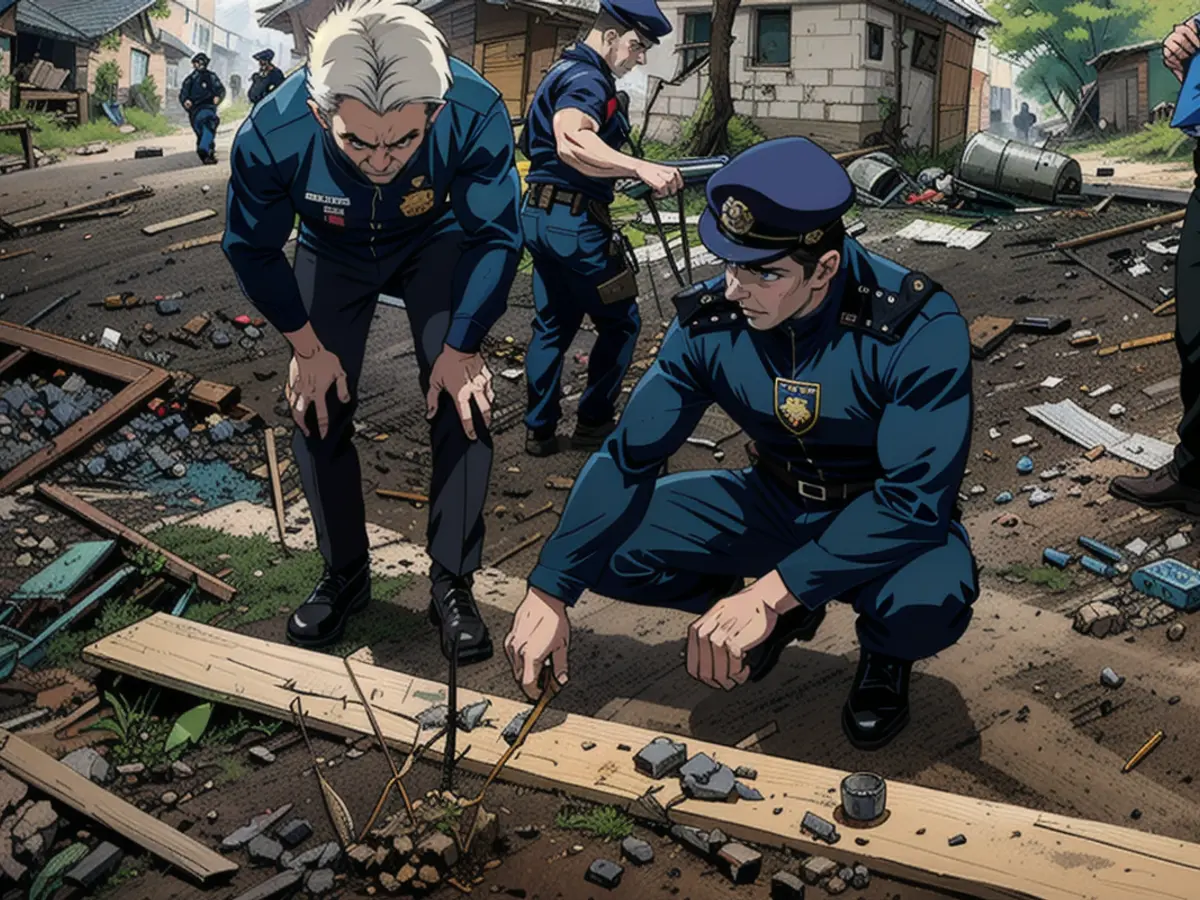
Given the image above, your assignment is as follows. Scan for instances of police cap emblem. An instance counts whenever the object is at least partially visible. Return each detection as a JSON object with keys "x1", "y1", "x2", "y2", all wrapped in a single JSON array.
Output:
[
  {"x1": 803, "y1": 228, "x2": 824, "y2": 246},
  {"x1": 719, "y1": 196, "x2": 754, "y2": 236}
]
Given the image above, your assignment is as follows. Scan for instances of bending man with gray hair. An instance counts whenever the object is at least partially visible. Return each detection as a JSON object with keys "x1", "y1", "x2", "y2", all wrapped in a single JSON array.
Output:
[{"x1": 223, "y1": 0, "x2": 522, "y2": 663}]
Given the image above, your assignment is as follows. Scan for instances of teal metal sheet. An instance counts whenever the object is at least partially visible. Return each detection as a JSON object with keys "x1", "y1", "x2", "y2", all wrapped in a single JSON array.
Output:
[{"x1": 10, "y1": 540, "x2": 118, "y2": 602}]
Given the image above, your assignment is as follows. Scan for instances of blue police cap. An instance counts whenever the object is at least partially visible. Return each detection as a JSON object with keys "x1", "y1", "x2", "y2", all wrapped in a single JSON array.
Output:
[
  {"x1": 698, "y1": 137, "x2": 855, "y2": 265},
  {"x1": 192, "y1": 52, "x2": 209, "y2": 64},
  {"x1": 599, "y1": 0, "x2": 671, "y2": 44},
  {"x1": 253, "y1": 49, "x2": 274, "y2": 62}
]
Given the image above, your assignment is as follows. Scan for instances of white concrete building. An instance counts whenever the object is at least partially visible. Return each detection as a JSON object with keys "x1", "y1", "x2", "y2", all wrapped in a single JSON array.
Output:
[{"x1": 633, "y1": 0, "x2": 996, "y2": 152}]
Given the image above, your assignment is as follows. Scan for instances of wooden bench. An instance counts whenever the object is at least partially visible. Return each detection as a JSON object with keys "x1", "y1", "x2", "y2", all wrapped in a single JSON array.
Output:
[{"x1": 0, "y1": 121, "x2": 35, "y2": 172}]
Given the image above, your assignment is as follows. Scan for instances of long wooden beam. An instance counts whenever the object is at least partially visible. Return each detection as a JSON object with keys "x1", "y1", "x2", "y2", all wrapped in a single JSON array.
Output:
[
  {"x1": 84, "y1": 615, "x2": 1200, "y2": 900},
  {"x1": 37, "y1": 486, "x2": 236, "y2": 602},
  {"x1": 0, "y1": 728, "x2": 237, "y2": 882}
]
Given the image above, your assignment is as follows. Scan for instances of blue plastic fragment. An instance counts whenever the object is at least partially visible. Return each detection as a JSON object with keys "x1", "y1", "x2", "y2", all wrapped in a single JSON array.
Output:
[
  {"x1": 994, "y1": 491, "x2": 1014, "y2": 505},
  {"x1": 11, "y1": 541, "x2": 117, "y2": 602},
  {"x1": 1016, "y1": 456, "x2": 1034, "y2": 475},
  {"x1": 1131, "y1": 558, "x2": 1200, "y2": 611},
  {"x1": 1080, "y1": 556, "x2": 1117, "y2": 578},
  {"x1": 1078, "y1": 536, "x2": 1122, "y2": 564},
  {"x1": 1043, "y1": 548, "x2": 1072, "y2": 569}
]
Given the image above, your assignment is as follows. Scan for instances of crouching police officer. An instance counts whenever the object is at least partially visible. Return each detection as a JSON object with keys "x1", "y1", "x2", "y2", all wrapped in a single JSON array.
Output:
[
  {"x1": 504, "y1": 137, "x2": 979, "y2": 751},
  {"x1": 248, "y1": 49, "x2": 285, "y2": 104},
  {"x1": 180, "y1": 53, "x2": 225, "y2": 165},
  {"x1": 520, "y1": 0, "x2": 684, "y2": 456}
]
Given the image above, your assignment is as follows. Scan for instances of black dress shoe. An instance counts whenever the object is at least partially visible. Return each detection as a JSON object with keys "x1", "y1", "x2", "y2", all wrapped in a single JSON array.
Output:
[
  {"x1": 1110, "y1": 463, "x2": 1200, "y2": 516},
  {"x1": 429, "y1": 580, "x2": 493, "y2": 664},
  {"x1": 744, "y1": 603, "x2": 826, "y2": 682},
  {"x1": 570, "y1": 418, "x2": 616, "y2": 452},
  {"x1": 842, "y1": 650, "x2": 913, "y2": 750},
  {"x1": 526, "y1": 428, "x2": 558, "y2": 457},
  {"x1": 286, "y1": 560, "x2": 370, "y2": 648}
]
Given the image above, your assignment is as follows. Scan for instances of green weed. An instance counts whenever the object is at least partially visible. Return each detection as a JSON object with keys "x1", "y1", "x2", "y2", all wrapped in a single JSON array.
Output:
[
  {"x1": 97, "y1": 853, "x2": 152, "y2": 896},
  {"x1": 555, "y1": 805, "x2": 634, "y2": 841},
  {"x1": 127, "y1": 547, "x2": 167, "y2": 578},
  {"x1": 45, "y1": 595, "x2": 156, "y2": 671},
  {"x1": 212, "y1": 754, "x2": 250, "y2": 786},
  {"x1": 1072, "y1": 119, "x2": 1196, "y2": 162},
  {"x1": 895, "y1": 143, "x2": 963, "y2": 178},
  {"x1": 83, "y1": 689, "x2": 185, "y2": 768},
  {"x1": 201, "y1": 709, "x2": 282, "y2": 748},
  {"x1": 0, "y1": 106, "x2": 176, "y2": 155},
  {"x1": 997, "y1": 564, "x2": 1074, "y2": 593}
]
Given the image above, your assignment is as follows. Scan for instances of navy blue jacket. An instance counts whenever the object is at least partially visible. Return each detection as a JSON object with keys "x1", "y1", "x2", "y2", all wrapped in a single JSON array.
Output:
[
  {"x1": 179, "y1": 69, "x2": 224, "y2": 115},
  {"x1": 529, "y1": 239, "x2": 973, "y2": 606},
  {"x1": 522, "y1": 43, "x2": 630, "y2": 204},
  {"x1": 248, "y1": 66, "x2": 285, "y2": 103},
  {"x1": 222, "y1": 63, "x2": 522, "y2": 352}
]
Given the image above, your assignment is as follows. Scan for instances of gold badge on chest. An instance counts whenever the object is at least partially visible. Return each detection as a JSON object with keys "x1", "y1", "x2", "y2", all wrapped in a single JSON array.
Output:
[
  {"x1": 400, "y1": 183, "x2": 435, "y2": 217},
  {"x1": 774, "y1": 377, "x2": 820, "y2": 436}
]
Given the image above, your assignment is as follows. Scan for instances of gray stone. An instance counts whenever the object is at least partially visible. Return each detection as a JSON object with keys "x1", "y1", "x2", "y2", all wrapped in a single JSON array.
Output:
[
  {"x1": 12, "y1": 800, "x2": 56, "y2": 843},
  {"x1": 244, "y1": 325, "x2": 263, "y2": 340},
  {"x1": 826, "y1": 876, "x2": 847, "y2": 895},
  {"x1": 948, "y1": 834, "x2": 967, "y2": 847},
  {"x1": 275, "y1": 818, "x2": 312, "y2": 848},
  {"x1": 305, "y1": 868, "x2": 336, "y2": 895},
  {"x1": 173, "y1": 424, "x2": 191, "y2": 442},
  {"x1": 734, "y1": 765, "x2": 757, "y2": 780},
  {"x1": 316, "y1": 841, "x2": 342, "y2": 869},
  {"x1": 680, "y1": 753, "x2": 736, "y2": 801},
  {"x1": 735, "y1": 781, "x2": 764, "y2": 801},
  {"x1": 620, "y1": 836, "x2": 654, "y2": 865},
  {"x1": 771, "y1": 871, "x2": 806, "y2": 900},
  {"x1": 209, "y1": 419, "x2": 236, "y2": 443},
  {"x1": 147, "y1": 445, "x2": 178, "y2": 473},
  {"x1": 230, "y1": 870, "x2": 303, "y2": 900},
  {"x1": 417, "y1": 831, "x2": 458, "y2": 867},
  {"x1": 286, "y1": 842, "x2": 333, "y2": 871},
  {"x1": 116, "y1": 763, "x2": 145, "y2": 776},
  {"x1": 718, "y1": 843, "x2": 761, "y2": 884},
  {"x1": 838, "y1": 866, "x2": 854, "y2": 882},
  {"x1": 171, "y1": 761, "x2": 194, "y2": 779},
  {"x1": 1100, "y1": 667, "x2": 1125, "y2": 689},
  {"x1": 64, "y1": 841, "x2": 124, "y2": 889},
  {"x1": 416, "y1": 704, "x2": 448, "y2": 730},
  {"x1": 501, "y1": 709, "x2": 530, "y2": 745},
  {"x1": 160, "y1": 791, "x2": 178, "y2": 806},
  {"x1": 585, "y1": 858, "x2": 623, "y2": 889},
  {"x1": 210, "y1": 330, "x2": 232, "y2": 349},
  {"x1": 248, "y1": 746, "x2": 276, "y2": 765},
  {"x1": 61, "y1": 374, "x2": 86, "y2": 393},
  {"x1": 106, "y1": 441, "x2": 135, "y2": 463},
  {"x1": 634, "y1": 736, "x2": 687, "y2": 779},
  {"x1": 706, "y1": 829, "x2": 729, "y2": 853},
  {"x1": 800, "y1": 811, "x2": 840, "y2": 844},
  {"x1": 156, "y1": 299, "x2": 181, "y2": 315},
  {"x1": 851, "y1": 864, "x2": 870, "y2": 890},
  {"x1": 670, "y1": 824, "x2": 710, "y2": 856},
  {"x1": 221, "y1": 803, "x2": 294, "y2": 851},
  {"x1": 39, "y1": 384, "x2": 64, "y2": 407},
  {"x1": 49, "y1": 399, "x2": 81, "y2": 429},
  {"x1": 248, "y1": 835, "x2": 285, "y2": 866},
  {"x1": 61, "y1": 747, "x2": 111, "y2": 784},
  {"x1": 457, "y1": 699, "x2": 491, "y2": 732},
  {"x1": 85, "y1": 457, "x2": 107, "y2": 476}
]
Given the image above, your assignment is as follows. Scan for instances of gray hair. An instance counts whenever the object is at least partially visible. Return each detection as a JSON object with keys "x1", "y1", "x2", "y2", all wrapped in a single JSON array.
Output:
[{"x1": 307, "y1": 0, "x2": 453, "y2": 117}]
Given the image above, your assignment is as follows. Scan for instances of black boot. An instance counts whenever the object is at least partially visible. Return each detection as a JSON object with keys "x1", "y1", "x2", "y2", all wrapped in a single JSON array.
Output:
[
  {"x1": 842, "y1": 650, "x2": 912, "y2": 751},
  {"x1": 286, "y1": 558, "x2": 370, "y2": 648},
  {"x1": 570, "y1": 418, "x2": 616, "y2": 452},
  {"x1": 1109, "y1": 463, "x2": 1200, "y2": 516},
  {"x1": 429, "y1": 577, "x2": 493, "y2": 665},
  {"x1": 744, "y1": 603, "x2": 826, "y2": 682},
  {"x1": 526, "y1": 427, "x2": 558, "y2": 457}
]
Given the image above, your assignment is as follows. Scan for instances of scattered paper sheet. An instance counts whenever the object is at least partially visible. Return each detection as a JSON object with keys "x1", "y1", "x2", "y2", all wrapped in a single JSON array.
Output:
[
  {"x1": 896, "y1": 218, "x2": 991, "y2": 250},
  {"x1": 1024, "y1": 399, "x2": 1175, "y2": 470}
]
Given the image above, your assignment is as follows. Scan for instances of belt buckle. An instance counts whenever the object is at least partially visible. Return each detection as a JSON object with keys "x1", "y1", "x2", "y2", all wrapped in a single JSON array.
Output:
[{"x1": 798, "y1": 481, "x2": 827, "y2": 502}]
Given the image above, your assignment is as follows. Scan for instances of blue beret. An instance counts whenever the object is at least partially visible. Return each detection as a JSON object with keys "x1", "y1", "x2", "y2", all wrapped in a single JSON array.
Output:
[
  {"x1": 698, "y1": 137, "x2": 854, "y2": 265},
  {"x1": 599, "y1": 0, "x2": 671, "y2": 44},
  {"x1": 253, "y1": 49, "x2": 274, "y2": 62}
]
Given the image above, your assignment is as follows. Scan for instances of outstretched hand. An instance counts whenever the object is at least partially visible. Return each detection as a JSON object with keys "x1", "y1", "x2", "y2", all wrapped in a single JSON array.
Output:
[{"x1": 425, "y1": 344, "x2": 494, "y2": 440}]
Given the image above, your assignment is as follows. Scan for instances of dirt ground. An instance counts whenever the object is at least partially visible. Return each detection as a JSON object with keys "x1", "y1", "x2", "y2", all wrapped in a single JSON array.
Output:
[{"x1": 1, "y1": 130, "x2": 1199, "y2": 900}]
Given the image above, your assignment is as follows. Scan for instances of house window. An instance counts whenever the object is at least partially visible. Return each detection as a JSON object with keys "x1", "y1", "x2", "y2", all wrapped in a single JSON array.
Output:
[
  {"x1": 130, "y1": 48, "x2": 150, "y2": 84},
  {"x1": 191, "y1": 22, "x2": 211, "y2": 51},
  {"x1": 867, "y1": 22, "x2": 884, "y2": 61},
  {"x1": 166, "y1": 61, "x2": 180, "y2": 90},
  {"x1": 680, "y1": 11, "x2": 711, "y2": 69},
  {"x1": 754, "y1": 9, "x2": 790, "y2": 66},
  {"x1": 911, "y1": 30, "x2": 938, "y2": 73}
]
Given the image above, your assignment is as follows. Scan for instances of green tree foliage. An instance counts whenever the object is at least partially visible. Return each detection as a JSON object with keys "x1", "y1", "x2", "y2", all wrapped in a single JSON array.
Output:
[
  {"x1": 1139, "y1": 1, "x2": 1199, "y2": 43},
  {"x1": 150, "y1": 0, "x2": 171, "y2": 18},
  {"x1": 94, "y1": 60, "x2": 122, "y2": 102}
]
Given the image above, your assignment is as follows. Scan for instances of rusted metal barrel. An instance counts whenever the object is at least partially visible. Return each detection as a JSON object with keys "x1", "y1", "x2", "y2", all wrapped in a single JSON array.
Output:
[{"x1": 957, "y1": 132, "x2": 1082, "y2": 203}]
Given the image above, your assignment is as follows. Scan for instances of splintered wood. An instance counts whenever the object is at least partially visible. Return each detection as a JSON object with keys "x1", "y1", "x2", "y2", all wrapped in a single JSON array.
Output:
[{"x1": 83, "y1": 614, "x2": 1200, "y2": 900}]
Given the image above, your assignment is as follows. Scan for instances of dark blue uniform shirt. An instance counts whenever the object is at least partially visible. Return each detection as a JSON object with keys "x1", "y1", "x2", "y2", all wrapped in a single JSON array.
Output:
[
  {"x1": 248, "y1": 66, "x2": 285, "y2": 103},
  {"x1": 522, "y1": 43, "x2": 630, "y2": 204},
  {"x1": 528, "y1": 238, "x2": 973, "y2": 606},
  {"x1": 179, "y1": 69, "x2": 224, "y2": 114},
  {"x1": 222, "y1": 63, "x2": 523, "y2": 353}
]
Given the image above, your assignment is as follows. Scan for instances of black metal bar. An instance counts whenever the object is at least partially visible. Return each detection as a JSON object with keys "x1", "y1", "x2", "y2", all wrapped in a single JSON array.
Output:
[
  {"x1": 24, "y1": 290, "x2": 80, "y2": 328},
  {"x1": 440, "y1": 632, "x2": 460, "y2": 793},
  {"x1": 645, "y1": 197, "x2": 687, "y2": 288},
  {"x1": 676, "y1": 189, "x2": 693, "y2": 285}
]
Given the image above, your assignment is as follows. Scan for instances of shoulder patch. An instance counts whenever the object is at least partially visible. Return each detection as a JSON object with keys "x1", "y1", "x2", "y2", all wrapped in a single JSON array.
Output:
[
  {"x1": 672, "y1": 278, "x2": 745, "y2": 335},
  {"x1": 839, "y1": 270, "x2": 940, "y2": 344}
]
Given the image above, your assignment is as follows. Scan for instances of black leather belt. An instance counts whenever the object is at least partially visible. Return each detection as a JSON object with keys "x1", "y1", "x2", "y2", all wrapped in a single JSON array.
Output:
[
  {"x1": 747, "y1": 441, "x2": 875, "y2": 503},
  {"x1": 527, "y1": 184, "x2": 612, "y2": 226}
]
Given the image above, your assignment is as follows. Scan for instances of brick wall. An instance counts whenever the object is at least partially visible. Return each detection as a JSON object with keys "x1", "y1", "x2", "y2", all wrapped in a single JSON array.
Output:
[{"x1": 88, "y1": 21, "x2": 168, "y2": 106}]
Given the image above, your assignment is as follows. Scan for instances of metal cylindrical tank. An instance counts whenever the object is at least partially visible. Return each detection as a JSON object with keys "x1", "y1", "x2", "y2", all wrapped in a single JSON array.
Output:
[
  {"x1": 957, "y1": 132, "x2": 1083, "y2": 203},
  {"x1": 846, "y1": 152, "x2": 905, "y2": 202}
]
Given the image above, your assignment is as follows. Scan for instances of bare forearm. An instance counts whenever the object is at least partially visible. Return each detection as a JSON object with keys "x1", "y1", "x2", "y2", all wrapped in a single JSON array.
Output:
[{"x1": 556, "y1": 130, "x2": 641, "y2": 179}]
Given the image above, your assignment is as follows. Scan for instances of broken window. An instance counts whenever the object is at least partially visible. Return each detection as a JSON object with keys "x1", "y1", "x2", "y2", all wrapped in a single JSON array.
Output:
[
  {"x1": 754, "y1": 8, "x2": 790, "y2": 66},
  {"x1": 867, "y1": 22, "x2": 885, "y2": 61},
  {"x1": 911, "y1": 30, "x2": 938, "y2": 73}
]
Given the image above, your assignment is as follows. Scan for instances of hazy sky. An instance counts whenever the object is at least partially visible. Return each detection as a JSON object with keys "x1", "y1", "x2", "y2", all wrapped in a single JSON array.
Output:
[{"x1": 215, "y1": 0, "x2": 295, "y2": 58}]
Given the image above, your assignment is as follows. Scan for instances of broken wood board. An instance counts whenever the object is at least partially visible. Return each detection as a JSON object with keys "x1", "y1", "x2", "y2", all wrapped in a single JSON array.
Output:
[
  {"x1": 0, "y1": 728, "x2": 237, "y2": 882},
  {"x1": 263, "y1": 429, "x2": 289, "y2": 556},
  {"x1": 1024, "y1": 399, "x2": 1175, "y2": 470},
  {"x1": 83, "y1": 614, "x2": 1200, "y2": 900},
  {"x1": 187, "y1": 378, "x2": 240, "y2": 413},
  {"x1": 142, "y1": 210, "x2": 216, "y2": 236},
  {"x1": 968, "y1": 315, "x2": 1014, "y2": 359},
  {"x1": 162, "y1": 231, "x2": 223, "y2": 254},
  {"x1": 0, "y1": 322, "x2": 170, "y2": 493},
  {"x1": 9, "y1": 187, "x2": 153, "y2": 231},
  {"x1": 36, "y1": 485, "x2": 236, "y2": 602}
]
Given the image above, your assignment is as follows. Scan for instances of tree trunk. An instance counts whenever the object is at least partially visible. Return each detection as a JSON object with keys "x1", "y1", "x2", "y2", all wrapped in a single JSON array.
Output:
[{"x1": 686, "y1": 0, "x2": 740, "y2": 157}]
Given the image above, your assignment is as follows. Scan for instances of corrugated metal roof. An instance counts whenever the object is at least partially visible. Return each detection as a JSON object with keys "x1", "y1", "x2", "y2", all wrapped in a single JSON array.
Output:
[
  {"x1": 15, "y1": 1, "x2": 89, "y2": 42},
  {"x1": 1086, "y1": 40, "x2": 1160, "y2": 69},
  {"x1": 896, "y1": 0, "x2": 995, "y2": 33},
  {"x1": 36, "y1": 0, "x2": 157, "y2": 38}
]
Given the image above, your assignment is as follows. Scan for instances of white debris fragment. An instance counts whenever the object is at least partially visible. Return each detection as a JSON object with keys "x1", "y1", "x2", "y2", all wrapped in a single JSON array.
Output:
[
  {"x1": 969, "y1": 485, "x2": 986, "y2": 495},
  {"x1": 1040, "y1": 376, "x2": 1064, "y2": 389},
  {"x1": 1029, "y1": 488, "x2": 1055, "y2": 507},
  {"x1": 1125, "y1": 537, "x2": 1149, "y2": 557},
  {"x1": 1165, "y1": 532, "x2": 1190, "y2": 552},
  {"x1": 1023, "y1": 399, "x2": 1175, "y2": 471},
  {"x1": 1039, "y1": 468, "x2": 1063, "y2": 481},
  {"x1": 1071, "y1": 329, "x2": 1094, "y2": 341},
  {"x1": 989, "y1": 427, "x2": 1001, "y2": 440},
  {"x1": 1108, "y1": 403, "x2": 1126, "y2": 417},
  {"x1": 1127, "y1": 261, "x2": 1152, "y2": 278},
  {"x1": 98, "y1": 328, "x2": 122, "y2": 351},
  {"x1": 1012, "y1": 434, "x2": 1034, "y2": 447},
  {"x1": 500, "y1": 368, "x2": 523, "y2": 381},
  {"x1": 1087, "y1": 384, "x2": 1113, "y2": 398}
]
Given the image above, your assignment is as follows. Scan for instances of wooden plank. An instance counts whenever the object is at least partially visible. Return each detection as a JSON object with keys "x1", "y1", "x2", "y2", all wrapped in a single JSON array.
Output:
[
  {"x1": 0, "y1": 728, "x2": 237, "y2": 882},
  {"x1": 0, "y1": 248, "x2": 34, "y2": 262},
  {"x1": 1120, "y1": 332, "x2": 1174, "y2": 351},
  {"x1": 187, "y1": 378, "x2": 240, "y2": 413},
  {"x1": 0, "y1": 321, "x2": 152, "y2": 383},
  {"x1": 11, "y1": 187, "x2": 153, "y2": 231},
  {"x1": 968, "y1": 315, "x2": 1014, "y2": 358},
  {"x1": 1054, "y1": 210, "x2": 1187, "y2": 251},
  {"x1": 263, "y1": 429, "x2": 290, "y2": 556},
  {"x1": 0, "y1": 348, "x2": 29, "y2": 378},
  {"x1": 162, "y1": 232, "x2": 223, "y2": 254},
  {"x1": 35, "y1": 487, "x2": 236, "y2": 603},
  {"x1": 83, "y1": 614, "x2": 1200, "y2": 900},
  {"x1": 142, "y1": 210, "x2": 217, "y2": 236}
]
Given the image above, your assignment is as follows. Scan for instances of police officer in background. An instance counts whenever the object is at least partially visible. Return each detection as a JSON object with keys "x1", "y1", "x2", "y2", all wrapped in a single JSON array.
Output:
[
  {"x1": 248, "y1": 49, "x2": 285, "y2": 104},
  {"x1": 504, "y1": 138, "x2": 979, "y2": 751},
  {"x1": 179, "y1": 53, "x2": 225, "y2": 165},
  {"x1": 520, "y1": 0, "x2": 683, "y2": 457}
]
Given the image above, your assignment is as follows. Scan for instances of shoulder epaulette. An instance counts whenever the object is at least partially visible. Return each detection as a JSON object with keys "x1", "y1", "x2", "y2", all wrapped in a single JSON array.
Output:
[
  {"x1": 839, "y1": 270, "x2": 940, "y2": 344},
  {"x1": 672, "y1": 277, "x2": 745, "y2": 335}
]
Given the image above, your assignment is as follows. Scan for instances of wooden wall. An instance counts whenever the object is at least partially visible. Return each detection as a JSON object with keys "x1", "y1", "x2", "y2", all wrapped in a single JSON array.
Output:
[
  {"x1": 936, "y1": 23, "x2": 974, "y2": 151},
  {"x1": 1097, "y1": 52, "x2": 1148, "y2": 133}
]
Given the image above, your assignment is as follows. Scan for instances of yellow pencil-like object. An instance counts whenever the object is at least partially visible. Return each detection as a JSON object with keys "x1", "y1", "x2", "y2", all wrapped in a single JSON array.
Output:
[{"x1": 1122, "y1": 730, "x2": 1165, "y2": 773}]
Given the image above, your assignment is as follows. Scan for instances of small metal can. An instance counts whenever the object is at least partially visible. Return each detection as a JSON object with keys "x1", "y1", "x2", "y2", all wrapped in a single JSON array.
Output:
[{"x1": 840, "y1": 772, "x2": 887, "y2": 822}]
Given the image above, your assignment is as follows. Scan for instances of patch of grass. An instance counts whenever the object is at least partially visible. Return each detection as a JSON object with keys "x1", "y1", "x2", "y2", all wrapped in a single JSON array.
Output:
[
  {"x1": 997, "y1": 564, "x2": 1074, "y2": 593},
  {"x1": 895, "y1": 143, "x2": 962, "y2": 177},
  {"x1": 1072, "y1": 120, "x2": 1196, "y2": 162},
  {"x1": 83, "y1": 689, "x2": 186, "y2": 768},
  {"x1": 212, "y1": 754, "x2": 250, "y2": 786},
  {"x1": 127, "y1": 546, "x2": 167, "y2": 578},
  {"x1": 432, "y1": 801, "x2": 463, "y2": 836},
  {"x1": 0, "y1": 106, "x2": 176, "y2": 155},
  {"x1": 97, "y1": 853, "x2": 152, "y2": 896},
  {"x1": 201, "y1": 708, "x2": 282, "y2": 748},
  {"x1": 45, "y1": 594, "x2": 158, "y2": 670},
  {"x1": 221, "y1": 99, "x2": 251, "y2": 123},
  {"x1": 555, "y1": 805, "x2": 634, "y2": 841}
]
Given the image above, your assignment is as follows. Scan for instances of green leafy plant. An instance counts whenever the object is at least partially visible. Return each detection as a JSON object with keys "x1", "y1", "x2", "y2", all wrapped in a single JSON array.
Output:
[
  {"x1": 201, "y1": 710, "x2": 282, "y2": 747},
  {"x1": 432, "y1": 801, "x2": 463, "y2": 836},
  {"x1": 149, "y1": 0, "x2": 171, "y2": 18},
  {"x1": 94, "y1": 61, "x2": 121, "y2": 103},
  {"x1": 85, "y1": 690, "x2": 154, "y2": 744},
  {"x1": 127, "y1": 546, "x2": 167, "y2": 578},
  {"x1": 555, "y1": 805, "x2": 634, "y2": 841},
  {"x1": 129, "y1": 75, "x2": 162, "y2": 115},
  {"x1": 99, "y1": 32, "x2": 122, "y2": 52},
  {"x1": 30, "y1": 843, "x2": 89, "y2": 900},
  {"x1": 165, "y1": 702, "x2": 213, "y2": 753}
]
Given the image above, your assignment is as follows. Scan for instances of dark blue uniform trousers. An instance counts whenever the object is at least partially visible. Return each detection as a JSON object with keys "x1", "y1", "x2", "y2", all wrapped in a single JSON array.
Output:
[
  {"x1": 292, "y1": 232, "x2": 492, "y2": 588},
  {"x1": 591, "y1": 468, "x2": 978, "y2": 662},
  {"x1": 191, "y1": 107, "x2": 219, "y2": 158},
  {"x1": 521, "y1": 198, "x2": 640, "y2": 433}
]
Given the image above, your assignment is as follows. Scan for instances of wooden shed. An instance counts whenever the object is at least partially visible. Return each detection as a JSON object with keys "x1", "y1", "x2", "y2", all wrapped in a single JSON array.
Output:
[{"x1": 1087, "y1": 40, "x2": 1178, "y2": 134}]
